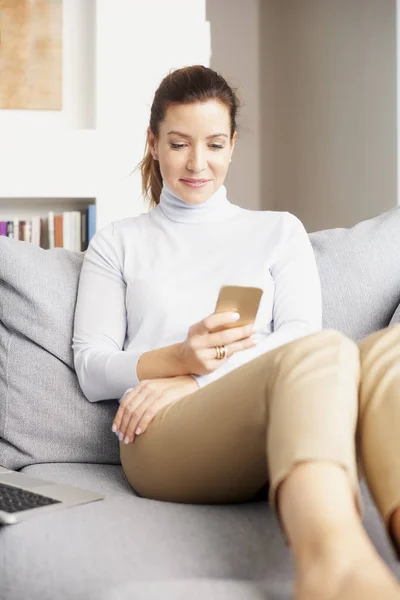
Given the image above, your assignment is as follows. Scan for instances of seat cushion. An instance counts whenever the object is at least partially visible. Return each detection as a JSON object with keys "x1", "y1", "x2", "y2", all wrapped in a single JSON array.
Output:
[
  {"x1": 0, "y1": 237, "x2": 120, "y2": 470},
  {"x1": 95, "y1": 579, "x2": 291, "y2": 600},
  {"x1": 0, "y1": 463, "x2": 398, "y2": 600},
  {"x1": 309, "y1": 205, "x2": 400, "y2": 341}
]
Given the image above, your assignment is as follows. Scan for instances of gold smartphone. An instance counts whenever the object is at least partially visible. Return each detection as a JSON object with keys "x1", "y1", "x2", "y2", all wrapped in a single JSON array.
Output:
[{"x1": 211, "y1": 285, "x2": 264, "y2": 332}]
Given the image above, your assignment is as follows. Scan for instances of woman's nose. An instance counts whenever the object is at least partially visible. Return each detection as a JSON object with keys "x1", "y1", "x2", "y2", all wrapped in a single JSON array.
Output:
[{"x1": 187, "y1": 149, "x2": 206, "y2": 172}]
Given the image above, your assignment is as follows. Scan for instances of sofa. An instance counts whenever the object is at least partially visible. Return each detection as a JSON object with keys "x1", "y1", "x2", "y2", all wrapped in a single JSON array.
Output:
[{"x1": 0, "y1": 205, "x2": 400, "y2": 600}]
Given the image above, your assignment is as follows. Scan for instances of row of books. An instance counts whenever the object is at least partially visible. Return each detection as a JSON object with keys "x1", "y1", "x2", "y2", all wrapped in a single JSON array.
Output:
[{"x1": 0, "y1": 205, "x2": 96, "y2": 252}]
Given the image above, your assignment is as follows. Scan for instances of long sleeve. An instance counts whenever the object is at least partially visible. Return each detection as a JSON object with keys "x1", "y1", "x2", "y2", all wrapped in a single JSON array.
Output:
[
  {"x1": 72, "y1": 224, "x2": 142, "y2": 402},
  {"x1": 192, "y1": 213, "x2": 323, "y2": 388}
]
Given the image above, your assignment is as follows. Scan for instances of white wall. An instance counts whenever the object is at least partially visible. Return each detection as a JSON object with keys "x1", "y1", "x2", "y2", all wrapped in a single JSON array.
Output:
[
  {"x1": 95, "y1": 0, "x2": 211, "y2": 228},
  {"x1": 206, "y1": 0, "x2": 261, "y2": 210},
  {"x1": 0, "y1": 0, "x2": 211, "y2": 230},
  {"x1": 0, "y1": 0, "x2": 95, "y2": 131},
  {"x1": 397, "y1": 0, "x2": 400, "y2": 204}
]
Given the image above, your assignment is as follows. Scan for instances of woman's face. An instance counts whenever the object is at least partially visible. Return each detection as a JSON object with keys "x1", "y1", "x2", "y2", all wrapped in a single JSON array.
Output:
[{"x1": 148, "y1": 100, "x2": 236, "y2": 205}]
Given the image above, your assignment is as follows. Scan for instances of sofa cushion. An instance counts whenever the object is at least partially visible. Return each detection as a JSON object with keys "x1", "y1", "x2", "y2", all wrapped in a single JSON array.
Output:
[
  {"x1": 309, "y1": 206, "x2": 400, "y2": 342},
  {"x1": 0, "y1": 462, "x2": 397, "y2": 600},
  {"x1": 0, "y1": 464, "x2": 292, "y2": 600},
  {"x1": 389, "y1": 302, "x2": 400, "y2": 325},
  {"x1": 96, "y1": 580, "x2": 289, "y2": 600},
  {"x1": 0, "y1": 237, "x2": 120, "y2": 470}
]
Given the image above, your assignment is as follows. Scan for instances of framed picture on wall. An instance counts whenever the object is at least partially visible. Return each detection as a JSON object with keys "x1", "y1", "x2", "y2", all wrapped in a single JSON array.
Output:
[{"x1": 0, "y1": 0, "x2": 63, "y2": 110}]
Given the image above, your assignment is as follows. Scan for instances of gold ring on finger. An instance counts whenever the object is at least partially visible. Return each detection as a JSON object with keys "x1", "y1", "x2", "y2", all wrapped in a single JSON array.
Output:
[{"x1": 215, "y1": 345, "x2": 227, "y2": 360}]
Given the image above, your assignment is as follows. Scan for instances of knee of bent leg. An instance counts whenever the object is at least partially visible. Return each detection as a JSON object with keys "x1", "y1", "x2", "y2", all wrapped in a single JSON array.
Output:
[
  {"x1": 358, "y1": 323, "x2": 400, "y2": 386},
  {"x1": 272, "y1": 328, "x2": 359, "y2": 376},
  {"x1": 358, "y1": 325, "x2": 400, "y2": 421},
  {"x1": 358, "y1": 323, "x2": 400, "y2": 366}
]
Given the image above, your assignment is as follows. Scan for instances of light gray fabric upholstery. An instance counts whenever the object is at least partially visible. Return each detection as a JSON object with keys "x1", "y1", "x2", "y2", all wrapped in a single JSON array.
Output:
[
  {"x1": 96, "y1": 580, "x2": 291, "y2": 600},
  {"x1": 390, "y1": 301, "x2": 400, "y2": 325},
  {"x1": 0, "y1": 238, "x2": 120, "y2": 469},
  {"x1": 0, "y1": 463, "x2": 397, "y2": 600},
  {"x1": 309, "y1": 206, "x2": 400, "y2": 341}
]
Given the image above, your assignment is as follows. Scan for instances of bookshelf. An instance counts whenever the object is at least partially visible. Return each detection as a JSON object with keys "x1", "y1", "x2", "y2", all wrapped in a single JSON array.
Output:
[{"x1": 0, "y1": 197, "x2": 96, "y2": 251}]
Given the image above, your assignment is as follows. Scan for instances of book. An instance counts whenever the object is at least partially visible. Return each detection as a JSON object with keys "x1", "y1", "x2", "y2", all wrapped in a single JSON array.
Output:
[
  {"x1": 24, "y1": 221, "x2": 31, "y2": 242},
  {"x1": 19, "y1": 221, "x2": 25, "y2": 241},
  {"x1": 87, "y1": 204, "x2": 96, "y2": 244},
  {"x1": 13, "y1": 219, "x2": 19, "y2": 241},
  {"x1": 54, "y1": 214, "x2": 63, "y2": 248},
  {"x1": 48, "y1": 211, "x2": 55, "y2": 249},
  {"x1": 40, "y1": 217, "x2": 50, "y2": 249},
  {"x1": 81, "y1": 210, "x2": 87, "y2": 251},
  {"x1": 31, "y1": 216, "x2": 41, "y2": 246},
  {"x1": 70, "y1": 211, "x2": 81, "y2": 252},
  {"x1": 62, "y1": 211, "x2": 71, "y2": 250}
]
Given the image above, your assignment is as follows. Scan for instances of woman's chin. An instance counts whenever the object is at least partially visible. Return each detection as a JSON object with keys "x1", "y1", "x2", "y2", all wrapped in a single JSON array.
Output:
[{"x1": 177, "y1": 181, "x2": 214, "y2": 204}]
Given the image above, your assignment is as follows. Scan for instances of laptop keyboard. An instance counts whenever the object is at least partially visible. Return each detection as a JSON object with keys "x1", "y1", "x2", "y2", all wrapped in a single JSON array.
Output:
[{"x1": 0, "y1": 482, "x2": 61, "y2": 513}]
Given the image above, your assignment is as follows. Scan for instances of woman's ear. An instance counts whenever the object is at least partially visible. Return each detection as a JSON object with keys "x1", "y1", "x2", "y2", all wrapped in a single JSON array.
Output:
[
  {"x1": 147, "y1": 128, "x2": 158, "y2": 160},
  {"x1": 229, "y1": 130, "x2": 238, "y2": 162}
]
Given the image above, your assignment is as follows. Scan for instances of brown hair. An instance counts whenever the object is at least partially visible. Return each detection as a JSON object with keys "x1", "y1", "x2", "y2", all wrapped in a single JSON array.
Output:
[{"x1": 138, "y1": 65, "x2": 241, "y2": 208}]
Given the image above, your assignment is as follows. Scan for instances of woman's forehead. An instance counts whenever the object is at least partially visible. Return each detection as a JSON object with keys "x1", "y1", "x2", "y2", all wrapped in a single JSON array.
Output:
[{"x1": 161, "y1": 101, "x2": 230, "y2": 134}]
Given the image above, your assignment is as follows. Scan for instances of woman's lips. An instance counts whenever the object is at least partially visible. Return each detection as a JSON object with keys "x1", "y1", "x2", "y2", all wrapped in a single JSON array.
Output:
[{"x1": 180, "y1": 179, "x2": 210, "y2": 188}]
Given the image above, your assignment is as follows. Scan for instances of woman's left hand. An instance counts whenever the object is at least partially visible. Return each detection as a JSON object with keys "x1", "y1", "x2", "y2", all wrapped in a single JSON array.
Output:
[{"x1": 112, "y1": 375, "x2": 200, "y2": 444}]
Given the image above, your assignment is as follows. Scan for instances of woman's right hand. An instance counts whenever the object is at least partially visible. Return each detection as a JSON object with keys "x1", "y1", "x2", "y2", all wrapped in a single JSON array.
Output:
[{"x1": 178, "y1": 312, "x2": 257, "y2": 376}]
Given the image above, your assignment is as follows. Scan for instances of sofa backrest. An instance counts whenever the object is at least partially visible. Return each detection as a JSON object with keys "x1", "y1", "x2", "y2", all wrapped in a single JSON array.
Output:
[
  {"x1": 310, "y1": 206, "x2": 400, "y2": 342},
  {"x1": 0, "y1": 206, "x2": 399, "y2": 470},
  {"x1": 0, "y1": 242, "x2": 120, "y2": 470}
]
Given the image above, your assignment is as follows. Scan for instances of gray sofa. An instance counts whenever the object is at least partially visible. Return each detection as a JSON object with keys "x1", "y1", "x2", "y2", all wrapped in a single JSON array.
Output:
[{"x1": 1, "y1": 206, "x2": 400, "y2": 600}]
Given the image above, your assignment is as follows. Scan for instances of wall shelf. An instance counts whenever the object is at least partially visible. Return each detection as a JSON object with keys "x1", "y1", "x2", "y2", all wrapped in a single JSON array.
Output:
[{"x1": 0, "y1": 197, "x2": 95, "y2": 220}]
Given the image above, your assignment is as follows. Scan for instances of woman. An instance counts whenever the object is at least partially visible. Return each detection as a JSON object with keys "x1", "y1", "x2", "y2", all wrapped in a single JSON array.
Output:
[{"x1": 72, "y1": 65, "x2": 400, "y2": 600}]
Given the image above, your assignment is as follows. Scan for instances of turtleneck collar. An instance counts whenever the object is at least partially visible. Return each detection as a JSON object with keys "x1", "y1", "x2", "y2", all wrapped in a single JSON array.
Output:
[{"x1": 156, "y1": 183, "x2": 241, "y2": 224}]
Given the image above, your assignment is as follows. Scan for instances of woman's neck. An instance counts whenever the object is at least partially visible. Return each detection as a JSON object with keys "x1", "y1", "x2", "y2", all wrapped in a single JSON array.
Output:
[{"x1": 157, "y1": 183, "x2": 240, "y2": 224}]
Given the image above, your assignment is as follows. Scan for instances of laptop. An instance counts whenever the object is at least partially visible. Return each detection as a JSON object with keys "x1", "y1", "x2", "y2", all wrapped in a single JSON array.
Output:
[{"x1": 0, "y1": 466, "x2": 104, "y2": 524}]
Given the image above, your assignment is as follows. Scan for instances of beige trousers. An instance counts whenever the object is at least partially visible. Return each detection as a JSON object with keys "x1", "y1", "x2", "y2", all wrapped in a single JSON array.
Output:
[{"x1": 120, "y1": 325, "x2": 400, "y2": 543}]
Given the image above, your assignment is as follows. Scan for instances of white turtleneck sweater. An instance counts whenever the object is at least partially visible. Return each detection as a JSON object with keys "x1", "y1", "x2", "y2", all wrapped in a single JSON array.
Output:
[{"x1": 72, "y1": 184, "x2": 322, "y2": 402}]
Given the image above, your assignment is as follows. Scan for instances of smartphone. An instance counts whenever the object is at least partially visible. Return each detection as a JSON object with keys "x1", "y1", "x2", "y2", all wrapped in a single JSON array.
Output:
[{"x1": 211, "y1": 285, "x2": 264, "y2": 332}]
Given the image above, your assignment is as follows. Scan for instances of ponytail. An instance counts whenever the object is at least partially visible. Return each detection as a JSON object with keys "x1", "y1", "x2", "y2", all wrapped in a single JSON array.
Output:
[{"x1": 139, "y1": 144, "x2": 163, "y2": 208}]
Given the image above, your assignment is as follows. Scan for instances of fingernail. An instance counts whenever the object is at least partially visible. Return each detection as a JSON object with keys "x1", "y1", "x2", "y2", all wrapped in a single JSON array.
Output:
[
  {"x1": 124, "y1": 436, "x2": 130, "y2": 444},
  {"x1": 111, "y1": 424, "x2": 117, "y2": 432},
  {"x1": 135, "y1": 427, "x2": 142, "y2": 435},
  {"x1": 118, "y1": 432, "x2": 124, "y2": 441},
  {"x1": 230, "y1": 312, "x2": 240, "y2": 321},
  {"x1": 114, "y1": 431, "x2": 120, "y2": 437}
]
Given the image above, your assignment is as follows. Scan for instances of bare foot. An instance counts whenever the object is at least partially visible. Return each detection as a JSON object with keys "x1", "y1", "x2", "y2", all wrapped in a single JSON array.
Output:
[
  {"x1": 331, "y1": 558, "x2": 400, "y2": 600},
  {"x1": 296, "y1": 539, "x2": 400, "y2": 600}
]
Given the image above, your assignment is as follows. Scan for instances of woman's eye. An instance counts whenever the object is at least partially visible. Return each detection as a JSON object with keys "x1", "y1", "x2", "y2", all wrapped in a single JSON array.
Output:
[{"x1": 170, "y1": 143, "x2": 224, "y2": 150}]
